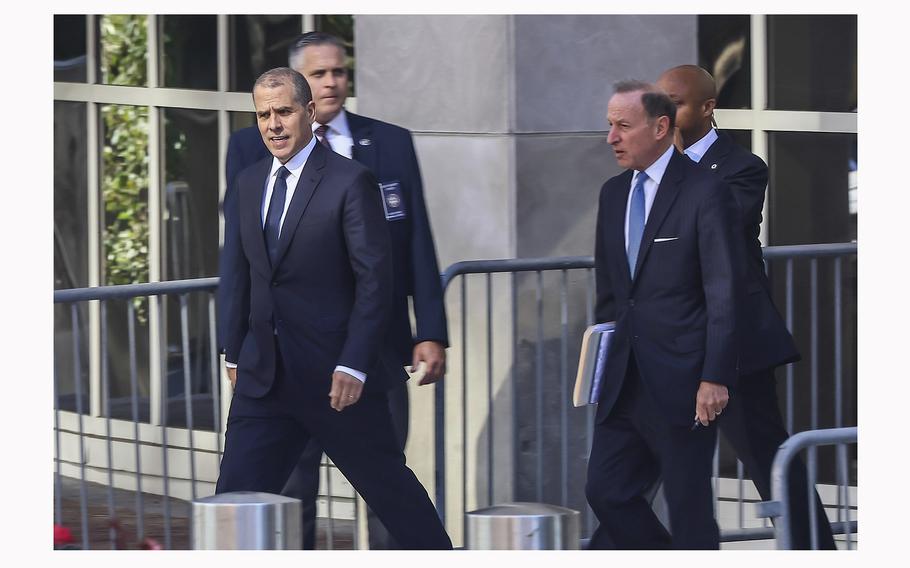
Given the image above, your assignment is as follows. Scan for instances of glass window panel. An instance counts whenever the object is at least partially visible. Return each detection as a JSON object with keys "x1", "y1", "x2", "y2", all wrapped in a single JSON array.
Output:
[
  {"x1": 159, "y1": 15, "x2": 218, "y2": 90},
  {"x1": 98, "y1": 15, "x2": 148, "y2": 87},
  {"x1": 55, "y1": 15, "x2": 87, "y2": 83},
  {"x1": 767, "y1": 15, "x2": 857, "y2": 112},
  {"x1": 229, "y1": 15, "x2": 301, "y2": 93},
  {"x1": 697, "y1": 15, "x2": 751, "y2": 109},
  {"x1": 768, "y1": 132, "x2": 857, "y2": 245},
  {"x1": 767, "y1": 132, "x2": 857, "y2": 484},
  {"x1": 55, "y1": 101, "x2": 89, "y2": 290},
  {"x1": 101, "y1": 103, "x2": 151, "y2": 420},
  {"x1": 161, "y1": 108, "x2": 221, "y2": 430},
  {"x1": 162, "y1": 108, "x2": 220, "y2": 281},
  {"x1": 54, "y1": 100, "x2": 90, "y2": 413},
  {"x1": 315, "y1": 15, "x2": 356, "y2": 96},
  {"x1": 229, "y1": 111, "x2": 256, "y2": 133},
  {"x1": 55, "y1": 304, "x2": 91, "y2": 415}
]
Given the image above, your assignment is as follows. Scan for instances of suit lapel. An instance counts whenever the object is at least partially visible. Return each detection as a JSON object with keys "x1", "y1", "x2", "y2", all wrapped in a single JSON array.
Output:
[
  {"x1": 699, "y1": 130, "x2": 731, "y2": 173},
  {"x1": 270, "y1": 143, "x2": 327, "y2": 272},
  {"x1": 631, "y1": 151, "x2": 684, "y2": 282},
  {"x1": 347, "y1": 111, "x2": 378, "y2": 173},
  {"x1": 241, "y1": 157, "x2": 273, "y2": 280}
]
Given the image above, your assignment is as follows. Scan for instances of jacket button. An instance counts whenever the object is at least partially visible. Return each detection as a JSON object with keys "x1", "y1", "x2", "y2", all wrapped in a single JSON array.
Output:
[
  {"x1": 272, "y1": 281, "x2": 278, "y2": 287},
  {"x1": 628, "y1": 299, "x2": 635, "y2": 307}
]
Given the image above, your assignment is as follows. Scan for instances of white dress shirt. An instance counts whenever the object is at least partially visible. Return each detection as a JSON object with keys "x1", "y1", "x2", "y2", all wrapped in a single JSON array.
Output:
[
  {"x1": 227, "y1": 135, "x2": 367, "y2": 383},
  {"x1": 313, "y1": 109, "x2": 354, "y2": 159},
  {"x1": 624, "y1": 144, "x2": 675, "y2": 249},
  {"x1": 683, "y1": 128, "x2": 718, "y2": 164}
]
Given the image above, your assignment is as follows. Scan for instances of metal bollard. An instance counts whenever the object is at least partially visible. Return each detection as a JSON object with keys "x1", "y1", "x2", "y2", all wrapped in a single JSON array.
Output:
[
  {"x1": 192, "y1": 491, "x2": 301, "y2": 550},
  {"x1": 465, "y1": 502, "x2": 580, "y2": 550}
]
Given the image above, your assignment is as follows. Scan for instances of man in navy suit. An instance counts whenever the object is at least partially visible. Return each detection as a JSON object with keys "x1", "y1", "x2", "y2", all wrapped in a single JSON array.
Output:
[
  {"x1": 215, "y1": 67, "x2": 451, "y2": 550},
  {"x1": 656, "y1": 64, "x2": 835, "y2": 549},
  {"x1": 585, "y1": 81, "x2": 742, "y2": 549},
  {"x1": 220, "y1": 32, "x2": 448, "y2": 549}
]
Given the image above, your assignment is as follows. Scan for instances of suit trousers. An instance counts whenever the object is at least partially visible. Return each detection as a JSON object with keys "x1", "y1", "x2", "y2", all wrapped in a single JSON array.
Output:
[
  {"x1": 585, "y1": 358, "x2": 720, "y2": 550},
  {"x1": 281, "y1": 379, "x2": 409, "y2": 549},
  {"x1": 215, "y1": 346, "x2": 450, "y2": 550},
  {"x1": 719, "y1": 369, "x2": 836, "y2": 549}
]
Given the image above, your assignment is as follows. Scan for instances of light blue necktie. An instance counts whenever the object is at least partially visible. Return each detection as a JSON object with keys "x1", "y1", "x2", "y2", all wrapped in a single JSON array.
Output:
[{"x1": 627, "y1": 172, "x2": 648, "y2": 275}]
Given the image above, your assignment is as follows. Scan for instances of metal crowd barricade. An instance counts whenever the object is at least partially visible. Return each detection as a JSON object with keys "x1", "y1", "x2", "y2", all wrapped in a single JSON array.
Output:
[
  {"x1": 53, "y1": 278, "x2": 360, "y2": 550},
  {"x1": 757, "y1": 427, "x2": 858, "y2": 549},
  {"x1": 434, "y1": 242, "x2": 857, "y2": 546},
  {"x1": 53, "y1": 241, "x2": 857, "y2": 549}
]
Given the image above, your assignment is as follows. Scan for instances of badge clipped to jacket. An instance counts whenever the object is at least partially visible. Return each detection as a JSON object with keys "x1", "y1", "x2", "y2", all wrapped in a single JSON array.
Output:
[{"x1": 379, "y1": 181, "x2": 407, "y2": 221}]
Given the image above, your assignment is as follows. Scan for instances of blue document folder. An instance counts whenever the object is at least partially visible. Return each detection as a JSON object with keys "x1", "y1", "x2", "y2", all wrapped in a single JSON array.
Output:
[{"x1": 573, "y1": 322, "x2": 616, "y2": 406}]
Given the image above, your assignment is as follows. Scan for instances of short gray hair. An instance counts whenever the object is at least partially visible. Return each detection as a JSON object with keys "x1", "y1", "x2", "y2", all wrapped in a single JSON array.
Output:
[
  {"x1": 613, "y1": 80, "x2": 676, "y2": 129},
  {"x1": 288, "y1": 31, "x2": 347, "y2": 70},
  {"x1": 253, "y1": 67, "x2": 313, "y2": 107}
]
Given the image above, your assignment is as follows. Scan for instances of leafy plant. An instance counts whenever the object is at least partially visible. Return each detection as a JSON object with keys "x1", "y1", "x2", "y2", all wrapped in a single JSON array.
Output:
[{"x1": 99, "y1": 15, "x2": 149, "y2": 319}]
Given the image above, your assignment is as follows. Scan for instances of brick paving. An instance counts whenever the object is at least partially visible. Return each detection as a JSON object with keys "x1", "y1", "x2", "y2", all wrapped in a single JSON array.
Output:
[{"x1": 55, "y1": 477, "x2": 355, "y2": 550}]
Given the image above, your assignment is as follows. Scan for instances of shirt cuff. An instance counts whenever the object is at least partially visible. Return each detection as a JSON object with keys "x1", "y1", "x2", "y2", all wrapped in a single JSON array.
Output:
[
  {"x1": 335, "y1": 365, "x2": 366, "y2": 383},
  {"x1": 226, "y1": 362, "x2": 364, "y2": 382}
]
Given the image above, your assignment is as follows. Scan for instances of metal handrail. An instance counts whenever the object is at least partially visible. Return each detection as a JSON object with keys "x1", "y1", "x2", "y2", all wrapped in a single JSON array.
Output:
[
  {"x1": 758, "y1": 427, "x2": 858, "y2": 549},
  {"x1": 54, "y1": 277, "x2": 219, "y2": 303}
]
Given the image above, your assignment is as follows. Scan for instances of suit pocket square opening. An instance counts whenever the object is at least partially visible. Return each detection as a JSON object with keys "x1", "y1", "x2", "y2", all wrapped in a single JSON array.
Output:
[{"x1": 653, "y1": 237, "x2": 679, "y2": 243}]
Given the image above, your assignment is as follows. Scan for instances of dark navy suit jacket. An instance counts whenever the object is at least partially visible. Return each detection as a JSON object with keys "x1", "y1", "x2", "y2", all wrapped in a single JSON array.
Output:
[
  {"x1": 221, "y1": 142, "x2": 395, "y2": 397},
  {"x1": 698, "y1": 131, "x2": 800, "y2": 375},
  {"x1": 221, "y1": 111, "x2": 447, "y2": 377},
  {"x1": 594, "y1": 150, "x2": 744, "y2": 427}
]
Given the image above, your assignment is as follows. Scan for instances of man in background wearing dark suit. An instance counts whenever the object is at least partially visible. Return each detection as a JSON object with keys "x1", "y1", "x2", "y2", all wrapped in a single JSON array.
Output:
[
  {"x1": 216, "y1": 67, "x2": 450, "y2": 550},
  {"x1": 656, "y1": 64, "x2": 835, "y2": 549},
  {"x1": 586, "y1": 80, "x2": 743, "y2": 549},
  {"x1": 220, "y1": 32, "x2": 448, "y2": 550}
]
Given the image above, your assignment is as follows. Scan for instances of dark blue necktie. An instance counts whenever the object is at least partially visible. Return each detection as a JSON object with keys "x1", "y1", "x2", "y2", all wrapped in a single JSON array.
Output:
[
  {"x1": 627, "y1": 171, "x2": 648, "y2": 275},
  {"x1": 264, "y1": 166, "x2": 290, "y2": 264}
]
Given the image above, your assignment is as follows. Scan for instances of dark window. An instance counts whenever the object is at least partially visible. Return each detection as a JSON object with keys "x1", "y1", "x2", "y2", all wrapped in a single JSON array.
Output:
[
  {"x1": 55, "y1": 15, "x2": 87, "y2": 83},
  {"x1": 160, "y1": 108, "x2": 221, "y2": 430},
  {"x1": 55, "y1": 102, "x2": 89, "y2": 291},
  {"x1": 159, "y1": 15, "x2": 218, "y2": 90},
  {"x1": 230, "y1": 111, "x2": 257, "y2": 133},
  {"x1": 767, "y1": 15, "x2": 857, "y2": 112},
  {"x1": 768, "y1": 132, "x2": 857, "y2": 245},
  {"x1": 54, "y1": 100, "x2": 90, "y2": 413},
  {"x1": 229, "y1": 15, "x2": 301, "y2": 93},
  {"x1": 697, "y1": 15, "x2": 751, "y2": 109},
  {"x1": 315, "y1": 15, "x2": 356, "y2": 96}
]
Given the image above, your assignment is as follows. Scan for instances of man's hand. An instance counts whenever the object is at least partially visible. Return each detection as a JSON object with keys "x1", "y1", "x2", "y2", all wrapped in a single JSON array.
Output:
[
  {"x1": 412, "y1": 341, "x2": 446, "y2": 385},
  {"x1": 694, "y1": 380, "x2": 729, "y2": 426},
  {"x1": 227, "y1": 367, "x2": 237, "y2": 390},
  {"x1": 329, "y1": 370, "x2": 364, "y2": 411}
]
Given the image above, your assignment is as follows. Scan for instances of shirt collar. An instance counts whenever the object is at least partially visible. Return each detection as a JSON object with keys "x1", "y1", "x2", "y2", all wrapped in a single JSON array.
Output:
[
  {"x1": 312, "y1": 108, "x2": 352, "y2": 139},
  {"x1": 634, "y1": 144, "x2": 676, "y2": 186},
  {"x1": 684, "y1": 128, "x2": 718, "y2": 163},
  {"x1": 270, "y1": 135, "x2": 317, "y2": 179}
]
